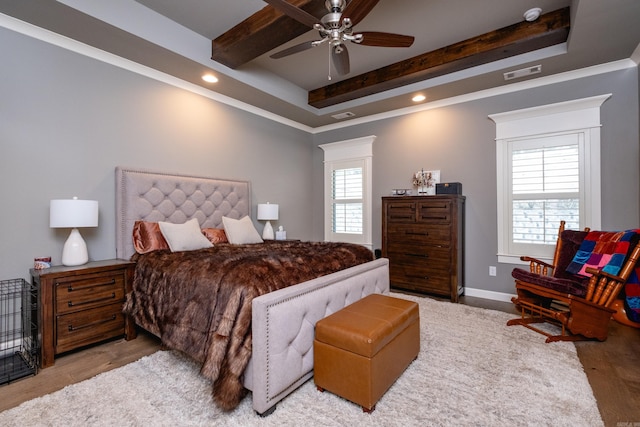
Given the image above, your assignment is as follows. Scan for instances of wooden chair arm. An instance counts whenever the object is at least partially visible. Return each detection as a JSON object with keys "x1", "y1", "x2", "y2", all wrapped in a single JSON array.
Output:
[
  {"x1": 584, "y1": 267, "x2": 623, "y2": 283},
  {"x1": 520, "y1": 256, "x2": 555, "y2": 275}
]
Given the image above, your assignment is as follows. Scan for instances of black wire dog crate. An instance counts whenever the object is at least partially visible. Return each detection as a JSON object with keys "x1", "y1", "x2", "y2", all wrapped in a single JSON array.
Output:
[{"x1": 0, "y1": 278, "x2": 39, "y2": 385}]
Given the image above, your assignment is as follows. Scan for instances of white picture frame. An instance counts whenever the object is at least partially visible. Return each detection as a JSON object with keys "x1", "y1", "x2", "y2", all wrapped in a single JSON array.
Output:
[{"x1": 414, "y1": 170, "x2": 440, "y2": 195}]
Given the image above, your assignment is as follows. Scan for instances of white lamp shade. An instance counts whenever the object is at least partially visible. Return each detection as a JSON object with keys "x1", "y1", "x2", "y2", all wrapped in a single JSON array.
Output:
[
  {"x1": 50, "y1": 198, "x2": 99, "y2": 228},
  {"x1": 257, "y1": 203, "x2": 279, "y2": 221}
]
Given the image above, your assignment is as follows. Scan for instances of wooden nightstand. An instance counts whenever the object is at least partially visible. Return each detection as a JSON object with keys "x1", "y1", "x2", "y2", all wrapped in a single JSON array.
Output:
[{"x1": 30, "y1": 259, "x2": 137, "y2": 368}]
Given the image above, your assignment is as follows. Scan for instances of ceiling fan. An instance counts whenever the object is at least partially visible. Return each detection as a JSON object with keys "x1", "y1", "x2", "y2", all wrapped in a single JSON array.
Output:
[{"x1": 264, "y1": 0, "x2": 415, "y2": 78}]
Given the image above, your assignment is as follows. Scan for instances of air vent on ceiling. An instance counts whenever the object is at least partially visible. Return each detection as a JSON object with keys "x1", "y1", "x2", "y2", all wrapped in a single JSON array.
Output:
[
  {"x1": 503, "y1": 64, "x2": 542, "y2": 81},
  {"x1": 331, "y1": 112, "x2": 356, "y2": 120}
]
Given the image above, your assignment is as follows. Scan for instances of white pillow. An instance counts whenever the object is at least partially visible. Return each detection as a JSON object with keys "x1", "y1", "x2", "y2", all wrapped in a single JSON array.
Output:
[
  {"x1": 158, "y1": 218, "x2": 213, "y2": 252},
  {"x1": 222, "y1": 216, "x2": 263, "y2": 244}
]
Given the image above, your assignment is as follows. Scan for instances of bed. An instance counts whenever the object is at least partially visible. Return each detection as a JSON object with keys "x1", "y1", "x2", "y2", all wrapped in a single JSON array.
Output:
[{"x1": 115, "y1": 167, "x2": 390, "y2": 415}]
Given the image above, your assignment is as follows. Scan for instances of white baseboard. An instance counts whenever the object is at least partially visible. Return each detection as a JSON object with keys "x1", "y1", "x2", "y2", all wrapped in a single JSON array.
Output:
[{"x1": 463, "y1": 287, "x2": 516, "y2": 303}]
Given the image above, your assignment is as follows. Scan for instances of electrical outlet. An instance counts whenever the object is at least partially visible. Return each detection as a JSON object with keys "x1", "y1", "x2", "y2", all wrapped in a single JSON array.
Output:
[{"x1": 489, "y1": 266, "x2": 497, "y2": 276}]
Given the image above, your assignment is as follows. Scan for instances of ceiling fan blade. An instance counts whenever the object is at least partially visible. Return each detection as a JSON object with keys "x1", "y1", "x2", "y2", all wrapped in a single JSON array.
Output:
[
  {"x1": 262, "y1": 0, "x2": 319, "y2": 28},
  {"x1": 342, "y1": 0, "x2": 380, "y2": 26},
  {"x1": 357, "y1": 31, "x2": 415, "y2": 48},
  {"x1": 331, "y1": 44, "x2": 350, "y2": 75},
  {"x1": 270, "y1": 40, "x2": 317, "y2": 59}
]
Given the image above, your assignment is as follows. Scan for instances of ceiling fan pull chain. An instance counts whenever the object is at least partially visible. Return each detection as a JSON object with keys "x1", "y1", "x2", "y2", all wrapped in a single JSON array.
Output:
[{"x1": 327, "y1": 45, "x2": 332, "y2": 80}]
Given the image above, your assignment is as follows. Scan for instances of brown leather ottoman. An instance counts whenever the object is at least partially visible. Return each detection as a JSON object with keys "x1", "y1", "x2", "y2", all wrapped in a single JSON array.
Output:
[{"x1": 313, "y1": 293, "x2": 420, "y2": 413}]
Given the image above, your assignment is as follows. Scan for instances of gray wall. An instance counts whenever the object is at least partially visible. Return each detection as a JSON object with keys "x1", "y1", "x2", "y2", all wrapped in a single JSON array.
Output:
[
  {"x1": 313, "y1": 67, "x2": 640, "y2": 295},
  {"x1": 1, "y1": 27, "x2": 314, "y2": 281},
  {"x1": 2, "y1": 25, "x2": 639, "y2": 298}
]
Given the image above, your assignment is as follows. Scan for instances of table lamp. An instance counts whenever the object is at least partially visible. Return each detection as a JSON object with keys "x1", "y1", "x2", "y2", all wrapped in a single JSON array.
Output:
[
  {"x1": 257, "y1": 202, "x2": 278, "y2": 240},
  {"x1": 50, "y1": 197, "x2": 99, "y2": 266}
]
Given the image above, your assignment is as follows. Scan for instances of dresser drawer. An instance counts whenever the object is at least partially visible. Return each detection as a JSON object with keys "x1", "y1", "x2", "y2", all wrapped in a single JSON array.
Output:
[
  {"x1": 385, "y1": 201, "x2": 416, "y2": 222},
  {"x1": 418, "y1": 200, "x2": 452, "y2": 223},
  {"x1": 55, "y1": 272, "x2": 125, "y2": 315},
  {"x1": 389, "y1": 263, "x2": 451, "y2": 295},
  {"x1": 386, "y1": 244, "x2": 451, "y2": 265},
  {"x1": 386, "y1": 224, "x2": 451, "y2": 246},
  {"x1": 56, "y1": 302, "x2": 125, "y2": 353}
]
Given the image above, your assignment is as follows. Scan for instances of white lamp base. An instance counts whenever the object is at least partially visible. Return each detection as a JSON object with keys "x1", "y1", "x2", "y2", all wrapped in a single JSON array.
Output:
[
  {"x1": 262, "y1": 221, "x2": 275, "y2": 240},
  {"x1": 61, "y1": 228, "x2": 89, "y2": 266}
]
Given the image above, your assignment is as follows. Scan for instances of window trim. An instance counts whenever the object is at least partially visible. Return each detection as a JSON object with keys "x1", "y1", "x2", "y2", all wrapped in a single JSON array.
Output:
[
  {"x1": 319, "y1": 135, "x2": 375, "y2": 249},
  {"x1": 489, "y1": 94, "x2": 610, "y2": 264}
]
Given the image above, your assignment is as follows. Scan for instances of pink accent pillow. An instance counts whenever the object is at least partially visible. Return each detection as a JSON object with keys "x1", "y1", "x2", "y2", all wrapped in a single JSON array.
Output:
[
  {"x1": 132, "y1": 221, "x2": 169, "y2": 254},
  {"x1": 202, "y1": 228, "x2": 229, "y2": 244}
]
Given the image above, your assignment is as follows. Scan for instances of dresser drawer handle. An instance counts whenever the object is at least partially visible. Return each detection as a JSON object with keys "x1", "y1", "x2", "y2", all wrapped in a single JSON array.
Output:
[
  {"x1": 406, "y1": 253, "x2": 428, "y2": 258},
  {"x1": 391, "y1": 214, "x2": 413, "y2": 220},
  {"x1": 68, "y1": 293, "x2": 116, "y2": 307},
  {"x1": 67, "y1": 279, "x2": 116, "y2": 292},
  {"x1": 68, "y1": 315, "x2": 117, "y2": 332},
  {"x1": 407, "y1": 274, "x2": 430, "y2": 280},
  {"x1": 406, "y1": 231, "x2": 428, "y2": 236}
]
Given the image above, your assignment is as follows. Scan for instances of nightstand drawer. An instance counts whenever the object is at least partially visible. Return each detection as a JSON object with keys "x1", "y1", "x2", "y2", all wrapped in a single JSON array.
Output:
[
  {"x1": 55, "y1": 272, "x2": 125, "y2": 315},
  {"x1": 56, "y1": 302, "x2": 125, "y2": 353}
]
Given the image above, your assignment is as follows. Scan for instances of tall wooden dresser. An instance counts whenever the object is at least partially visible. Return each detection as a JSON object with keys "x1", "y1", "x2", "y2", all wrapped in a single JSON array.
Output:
[{"x1": 382, "y1": 195, "x2": 465, "y2": 302}]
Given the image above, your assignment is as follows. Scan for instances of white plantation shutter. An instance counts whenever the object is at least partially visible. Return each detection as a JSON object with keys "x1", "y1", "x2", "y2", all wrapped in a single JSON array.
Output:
[
  {"x1": 511, "y1": 139, "x2": 580, "y2": 246},
  {"x1": 331, "y1": 165, "x2": 363, "y2": 234}
]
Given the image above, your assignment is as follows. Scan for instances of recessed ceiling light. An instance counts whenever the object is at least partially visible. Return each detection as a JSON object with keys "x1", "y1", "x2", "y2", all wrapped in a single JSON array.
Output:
[
  {"x1": 202, "y1": 73, "x2": 218, "y2": 83},
  {"x1": 412, "y1": 94, "x2": 426, "y2": 102}
]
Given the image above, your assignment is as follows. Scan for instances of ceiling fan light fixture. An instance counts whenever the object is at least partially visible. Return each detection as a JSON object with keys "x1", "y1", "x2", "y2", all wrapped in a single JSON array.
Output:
[
  {"x1": 412, "y1": 94, "x2": 426, "y2": 102},
  {"x1": 202, "y1": 73, "x2": 218, "y2": 83}
]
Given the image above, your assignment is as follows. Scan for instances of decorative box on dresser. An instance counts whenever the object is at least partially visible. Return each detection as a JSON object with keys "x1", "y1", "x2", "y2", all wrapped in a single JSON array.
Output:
[
  {"x1": 30, "y1": 259, "x2": 137, "y2": 368},
  {"x1": 382, "y1": 195, "x2": 465, "y2": 302}
]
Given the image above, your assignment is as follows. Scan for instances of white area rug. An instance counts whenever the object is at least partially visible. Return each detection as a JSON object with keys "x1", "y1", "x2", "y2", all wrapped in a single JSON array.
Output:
[{"x1": 0, "y1": 294, "x2": 603, "y2": 426}]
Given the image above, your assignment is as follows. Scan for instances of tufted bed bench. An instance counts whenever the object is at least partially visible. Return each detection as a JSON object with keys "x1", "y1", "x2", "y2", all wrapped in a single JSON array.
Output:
[{"x1": 115, "y1": 167, "x2": 390, "y2": 415}]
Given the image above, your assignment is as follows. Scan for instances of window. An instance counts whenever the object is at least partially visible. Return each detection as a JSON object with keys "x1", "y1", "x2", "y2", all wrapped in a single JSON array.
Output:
[
  {"x1": 490, "y1": 95, "x2": 609, "y2": 263},
  {"x1": 320, "y1": 136, "x2": 375, "y2": 249},
  {"x1": 331, "y1": 164, "x2": 363, "y2": 234}
]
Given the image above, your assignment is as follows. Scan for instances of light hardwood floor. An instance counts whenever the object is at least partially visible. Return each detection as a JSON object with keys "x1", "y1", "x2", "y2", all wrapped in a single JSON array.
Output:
[{"x1": 1, "y1": 296, "x2": 638, "y2": 427}]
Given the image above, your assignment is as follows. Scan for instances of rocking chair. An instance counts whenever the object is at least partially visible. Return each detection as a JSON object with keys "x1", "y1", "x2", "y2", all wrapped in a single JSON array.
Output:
[{"x1": 507, "y1": 221, "x2": 640, "y2": 342}]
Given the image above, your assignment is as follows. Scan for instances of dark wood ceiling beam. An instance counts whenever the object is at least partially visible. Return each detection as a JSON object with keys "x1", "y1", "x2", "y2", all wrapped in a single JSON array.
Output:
[
  {"x1": 211, "y1": 0, "x2": 326, "y2": 69},
  {"x1": 308, "y1": 7, "x2": 570, "y2": 109}
]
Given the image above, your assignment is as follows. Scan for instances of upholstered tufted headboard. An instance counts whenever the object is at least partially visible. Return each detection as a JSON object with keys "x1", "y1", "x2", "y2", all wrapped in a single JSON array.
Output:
[{"x1": 115, "y1": 167, "x2": 251, "y2": 260}]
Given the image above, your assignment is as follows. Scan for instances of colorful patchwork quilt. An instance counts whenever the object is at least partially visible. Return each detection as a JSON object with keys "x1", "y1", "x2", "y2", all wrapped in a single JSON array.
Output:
[
  {"x1": 566, "y1": 229, "x2": 640, "y2": 322},
  {"x1": 566, "y1": 230, "x2": 632, "y2": 276}
]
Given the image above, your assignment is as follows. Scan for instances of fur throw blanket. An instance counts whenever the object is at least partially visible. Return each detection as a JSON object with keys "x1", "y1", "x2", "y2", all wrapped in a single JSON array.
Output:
[{"x1": 123, "y1": 241, "x2": 373, "y2": 411}]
